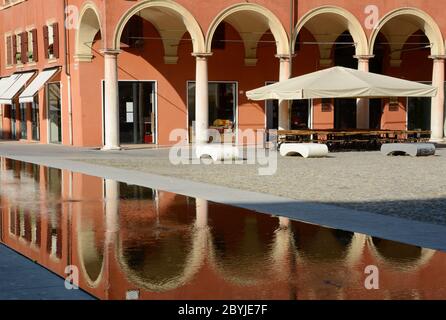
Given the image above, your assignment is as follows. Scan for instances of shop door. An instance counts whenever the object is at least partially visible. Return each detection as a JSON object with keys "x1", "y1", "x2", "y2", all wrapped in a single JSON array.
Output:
[
  {"x1": 118, "y1": 81, "x2": 156, "y2": 144},
  {"x1": 48, "y1": 83, "x2": 62, "y2": 144},
  {"x1": 11, "y1": 104, "x2": 17, "y2": 140}
]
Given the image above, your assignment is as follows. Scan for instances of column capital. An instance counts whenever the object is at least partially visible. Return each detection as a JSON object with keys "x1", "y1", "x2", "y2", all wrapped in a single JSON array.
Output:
[
  {"x1": 429, "y1": 55, "x2": 446, "y2": 60},
  {"x1": 100, "y1": 49, "x2": 121, "y2": 56},
  {"x1": 192, "y1": 52, "x2": 213, "y2": 59},
  {"x1": 353, "y1": 55, "x2": 375, "y2": 61},
  {"x1": 275, "y1": 54, "x2": 295, "y2": 61}
]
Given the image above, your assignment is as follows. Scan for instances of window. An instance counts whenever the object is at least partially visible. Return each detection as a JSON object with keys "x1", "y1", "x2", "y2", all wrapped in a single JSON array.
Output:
[
  {"x1": 27, "y1": 29, "x2": 38, "y2": 63},
  {"x1": 15, "y1": 33, "x2": 22, "y2": 64},
  {"x1": 43, "y1": 22, "x2": 59, "y2": 59},
  {"x1": 5, "y1": 34, "x2": 13, "y2": 66}
]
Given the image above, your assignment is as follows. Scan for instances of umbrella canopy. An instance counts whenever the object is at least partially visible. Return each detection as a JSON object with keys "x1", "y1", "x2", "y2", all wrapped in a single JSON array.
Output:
[{"x1": 246, "y1": 66, "x2": 437, "y2": 100}]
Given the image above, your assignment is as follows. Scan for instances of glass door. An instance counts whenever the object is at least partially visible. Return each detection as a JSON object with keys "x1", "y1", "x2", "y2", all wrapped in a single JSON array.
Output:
[
  {"x1": 334, "y1": 99, "x2": 357, "y2": 130},
  {"x1": 20, "y1": 103, "x2": 27, "y2": 140},
  {"x1": 117, "y1": 81, "x2": 156, "y2": 144},
  {"x1": 48, "y1": 83, "x2": 61, "y2": 144},
  {"x1": 408, "y1": 97, "x2": 431, "y2": 130},
  {"x1": 31, "y1": 96, "x2": 40, "y2": 141},
  {"x1": 11, "y1": 103, "x2": 17, "y2": 140}
]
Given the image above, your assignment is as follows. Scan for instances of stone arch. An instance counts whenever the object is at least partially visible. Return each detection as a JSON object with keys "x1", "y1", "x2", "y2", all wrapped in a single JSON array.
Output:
[
  {"x1": 370, "y1": 7, "x2": 445, "y2": 59},
  {"x1": 75, "y1": 2, "x2": 103, "y2": 62},
  {"x1": 206, "y1": 3, "x2": 290, "y2": 63},
  {"x1": 367, "y1": 236, "x2": 436, "y2": 272},
  {"x1": 294, "y1": 6, "x2": 369, "y2": 64},
  {"x1": 112, "y1": 0, "x2": 205, "y2": 63},
  {"x1": 76, "y1": 214, "x2": 105, "y2": 288}
]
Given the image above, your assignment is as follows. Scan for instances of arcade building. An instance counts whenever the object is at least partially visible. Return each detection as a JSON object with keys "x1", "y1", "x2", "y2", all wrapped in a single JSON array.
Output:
[{"x1": 0, "y1": 0, "x2": 445, "y2": 148}]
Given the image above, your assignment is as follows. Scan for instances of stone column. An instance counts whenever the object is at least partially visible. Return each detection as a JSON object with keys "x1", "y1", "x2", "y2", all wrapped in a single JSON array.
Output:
[
  {"x1": 105, "y1": 179, "x2": 119, "y2": 246},
  {"x1": 429, "y1": 55, "x2": 446, "y2": 142},
  {"x1": 195, "y1": 198, "x2": 208, "y2": 229},
  {"x1": 277, "y1": 55, "x2": 291, "y2": 130},
  {"x1": 102, "y1": 50, "x2": 121, "y2": 150},
  {"x1": 355, "y1": 55, "x2": 374, "y2": 129},
  {"x1": 193, "y1": 53, "x2": 212, "y2": 144}
]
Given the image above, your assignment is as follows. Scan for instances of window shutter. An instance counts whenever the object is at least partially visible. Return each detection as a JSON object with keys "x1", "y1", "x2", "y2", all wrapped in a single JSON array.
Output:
[
  {"x1": 21, "y1": 32, "x2": 28, "y2": 64},
  {"x1": 6, "y1": 36, "x2": 12, "y2": 65},
  {"x1": 43, "y1": 25, "x2": 49, "y2": 59},
  {"x1": 52, "y1": 22, "x2": 59, "y2": 59},
  {"x1": 32, "y1": 29, "x2": 38, "y2": 62},
  {"x1": 12, "y1": 35, "x2": 17, "y2": 64}
]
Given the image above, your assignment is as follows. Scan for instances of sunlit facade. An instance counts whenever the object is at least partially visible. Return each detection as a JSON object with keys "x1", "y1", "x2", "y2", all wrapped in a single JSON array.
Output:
[{"x1": 0, "y1": 0, "x2": 445, "y2": 147}]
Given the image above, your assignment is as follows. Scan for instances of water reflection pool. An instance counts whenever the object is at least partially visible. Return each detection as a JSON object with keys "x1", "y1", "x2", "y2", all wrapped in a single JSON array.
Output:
[{"x1": 1, "y1": 157, "x2": 446, "y2": 300}]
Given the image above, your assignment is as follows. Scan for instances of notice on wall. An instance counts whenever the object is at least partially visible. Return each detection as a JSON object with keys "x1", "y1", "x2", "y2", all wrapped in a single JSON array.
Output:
[
  {"x1": 126, "y1": 102, "x2": 134, "y2": 113},
  {"x1": 126, "y1": 113, "x2": 134, "y2": 123}
]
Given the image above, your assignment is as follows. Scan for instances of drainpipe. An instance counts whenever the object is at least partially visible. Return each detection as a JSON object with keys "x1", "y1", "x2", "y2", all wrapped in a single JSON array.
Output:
[{"x1": 63, "y1": 0, "x2": 73, "y2": 145}]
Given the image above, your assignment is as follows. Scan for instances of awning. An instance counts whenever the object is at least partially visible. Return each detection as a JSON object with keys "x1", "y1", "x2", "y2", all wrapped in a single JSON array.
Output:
[
  {"x1": 0, "y1": 74, "x2": 21, "y2": 97},
  {"x1": 246, "y1": 66, "x2": 438, "y2": 100},
  {"x1": 19, "y1": 68, "x2": 60, "y2": 103},
  {"x1": 0, "y1": 72, "x2": 35, "y2": 104}
]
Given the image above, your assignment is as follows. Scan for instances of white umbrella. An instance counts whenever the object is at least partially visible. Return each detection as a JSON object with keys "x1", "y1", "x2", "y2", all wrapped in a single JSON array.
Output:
[{"x1": 246, "y1": 66, "x2": 437, "y2": 100}]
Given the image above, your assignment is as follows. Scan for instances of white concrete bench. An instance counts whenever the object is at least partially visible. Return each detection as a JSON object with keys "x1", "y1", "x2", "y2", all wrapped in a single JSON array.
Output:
[
  {"x1": 279, "y1": 143, "x2": 329, "y2": 158},
  {"x1": 381, "y1": 143, "x2": 436, "y2": 157},
  {"x1": 195, "y1": 144, "x2": 240, "y2": 161}
]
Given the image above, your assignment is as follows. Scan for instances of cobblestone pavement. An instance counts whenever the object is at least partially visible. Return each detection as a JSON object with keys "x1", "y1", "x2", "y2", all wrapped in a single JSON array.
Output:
[{"x1": 79, "y1": 148, "x2": 446, "y2": 225}]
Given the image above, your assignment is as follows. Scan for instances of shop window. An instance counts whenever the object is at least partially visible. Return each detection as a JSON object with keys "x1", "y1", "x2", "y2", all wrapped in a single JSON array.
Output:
[{"x1": 188, "y1": 81, "x2": 237, "y2": 135}]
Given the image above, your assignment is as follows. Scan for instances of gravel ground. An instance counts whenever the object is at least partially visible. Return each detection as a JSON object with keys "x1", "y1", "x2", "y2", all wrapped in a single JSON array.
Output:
[{"x1": 78, "y1": 147, "x2": 446, "y2": 226}]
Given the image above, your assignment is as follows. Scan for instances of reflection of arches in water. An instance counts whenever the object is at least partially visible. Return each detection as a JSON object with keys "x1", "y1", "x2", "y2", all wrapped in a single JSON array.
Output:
[
  {"x1": 116, "y1": 194, "x2": 209, "y2": 292},
  {"x1": 209, "y1": 207, "x2": 279, "y2": 286},
  {"x1": 292, "y1": 221, "x2": 366, "y2": 265},
  {"x1": 368, "y1": 237, "x2": 435, "y2": 271},
  {"x1": 76, "y1": 212, "x2": 106, "y2": 287}
]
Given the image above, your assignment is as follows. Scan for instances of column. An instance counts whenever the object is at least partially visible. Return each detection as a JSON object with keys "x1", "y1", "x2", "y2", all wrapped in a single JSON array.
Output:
[
  {"x1": 355, "y1": 55, "x2": 373, "y2": 129},
  {"x1": 430, "y1": 55, "x2": 446, "y2": 142},
  {"x1": 193, "y1": 53, "x2": 212, "y2": 144},
  {"x1": 102, "y1": 50, "x2": 121, "y2": 150},
  {"x1": 105, "y1": 179, "x2": 120, "y2": 246},
  {"x1": 277, "y1": 55, "x2": 291, "y2": 130},
  {"x1": 195, "y1": 198, "x2": 208, "y2": 229}
]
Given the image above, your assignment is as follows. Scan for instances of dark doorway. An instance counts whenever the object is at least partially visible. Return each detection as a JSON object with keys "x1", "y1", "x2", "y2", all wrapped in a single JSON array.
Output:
[
  {"x1": 333, "y1": 32, "x2": 357, "y2": 129},
  {"x1": 408, "y1": 96, "x2": 431, "y2": 130}
]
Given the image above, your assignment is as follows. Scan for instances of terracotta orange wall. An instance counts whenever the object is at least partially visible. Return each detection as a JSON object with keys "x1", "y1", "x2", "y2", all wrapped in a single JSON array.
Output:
[{"x1": 1, "y1": 0, "x2": 445, "y2": 146}]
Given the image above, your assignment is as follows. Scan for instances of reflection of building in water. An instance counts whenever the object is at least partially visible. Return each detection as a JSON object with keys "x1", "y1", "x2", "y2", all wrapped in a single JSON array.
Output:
[{"x1": 1, "y1": 158, "x2": 446, "y2": 300}]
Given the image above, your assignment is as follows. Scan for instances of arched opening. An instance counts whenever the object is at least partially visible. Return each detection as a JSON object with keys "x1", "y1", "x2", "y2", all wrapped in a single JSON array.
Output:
[
  {"x1": 204, "y1": 3, "x2": 290, "y2": 143},
  {"x1": 208, "y1": 204, "x2": 279, "y2": 285},
  {"x1": 75, "y1": 3, "x2": 102, "y2": 62},
  {"x1": 293, "y1": 6, "x2": 369, "y2": 131},
  {"x1": 369, "y1": 8, "x2": 445, "y2": 136},
  {"x1": 369, "y1": 237, "x2": 435, "y2": 271},
  {"x1": 106, "y1": 0, "x2": 205, "y2": 146},
  {"x1": 117, "y1": 190, "x2": 207, "y2": 292}
]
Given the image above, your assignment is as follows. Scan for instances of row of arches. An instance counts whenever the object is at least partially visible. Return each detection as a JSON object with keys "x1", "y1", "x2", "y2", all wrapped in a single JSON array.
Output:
[{"x1": 76, "y1": 2, "x2": 445, "y2": 62}]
